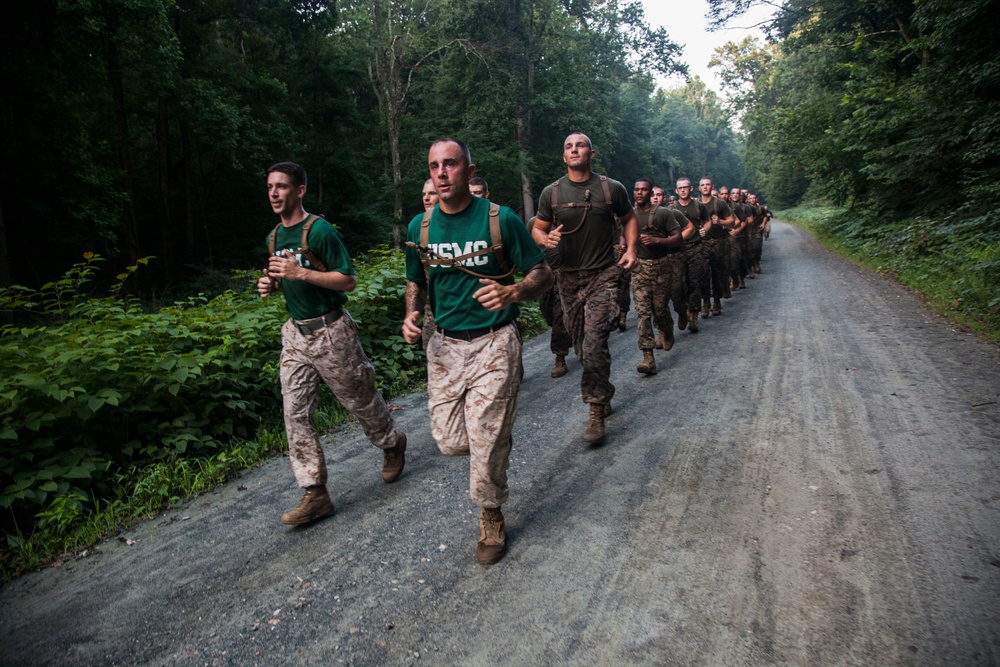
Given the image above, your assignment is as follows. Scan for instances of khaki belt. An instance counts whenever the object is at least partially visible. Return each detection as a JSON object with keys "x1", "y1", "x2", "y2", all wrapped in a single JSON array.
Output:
[{"x1": 292, "y1": 308, "x2": 342, "y2": 335}]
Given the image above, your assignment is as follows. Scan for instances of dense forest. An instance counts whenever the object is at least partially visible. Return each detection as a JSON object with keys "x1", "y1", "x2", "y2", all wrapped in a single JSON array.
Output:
[{"x1": 0, "y1": 0, "x2": 745, "y2": 292}]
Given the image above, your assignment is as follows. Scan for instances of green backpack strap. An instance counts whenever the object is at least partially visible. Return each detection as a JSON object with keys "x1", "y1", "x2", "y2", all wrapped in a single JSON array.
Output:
[
  {"x1": 487, "y1": 202, "x2": 512, "y2": 277},
  {"x1": 549, "y1": 175, "x2": 614, "y2": 236}
]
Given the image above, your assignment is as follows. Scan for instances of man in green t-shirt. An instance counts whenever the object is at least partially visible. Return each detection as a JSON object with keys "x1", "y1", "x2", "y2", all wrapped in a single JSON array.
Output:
[
  {"x1": 257, "y1": 162, "x2": 407, "y2": 527},
  {"x1": 698, "y1": 176, "x2": 736, "y2": 315},
  {"x1": 402, "y1": 138, "x2": 551, "y2": 565},
  {"x1": 531, "y1": 133, "x2": 638, "y2": 447},
  {"x1": 631, "y1": 179, "x2": 682, "y2": 375}
]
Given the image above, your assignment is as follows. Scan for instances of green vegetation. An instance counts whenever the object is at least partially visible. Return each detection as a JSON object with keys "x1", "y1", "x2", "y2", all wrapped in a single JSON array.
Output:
[
  {"x1": 0, "y1": 250, "x2": 418, "y2": 578},
  {"x1": 779, "y1": 205, "x2": 1000, "y2": 343}
]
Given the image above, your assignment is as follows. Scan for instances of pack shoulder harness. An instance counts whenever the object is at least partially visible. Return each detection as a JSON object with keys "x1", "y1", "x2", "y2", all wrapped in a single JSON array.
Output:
[
  {"x1": 407, "y1": 202, "x2": 514, "y2": 281},
  {"x1": 267, "y1": 214, "x2": 328, "y2": 272},
  {"x1": 548, "y1": 174, "x2": 613, "y2": 236}
]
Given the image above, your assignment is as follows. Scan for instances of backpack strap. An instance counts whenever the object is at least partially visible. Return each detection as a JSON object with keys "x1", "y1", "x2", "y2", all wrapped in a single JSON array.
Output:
[
  {"x1": 409, "y1": 202, "x2": 515, "y2": 282},
  {"x1": 549, "y1": 175, "x2": 614, "y2": 236},
  {"x1": 298, "y1": 214, "x2": 327, "y2": 272},
  {"x1": 267, "y1": 214, "x2": 327, "y2": 272}
]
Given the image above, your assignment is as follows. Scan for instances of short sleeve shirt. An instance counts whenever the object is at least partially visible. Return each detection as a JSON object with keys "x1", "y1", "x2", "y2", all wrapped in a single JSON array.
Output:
[
  {"x1": 701, "y1": 196, "x2": 734, "y2": 239},
  {"x1": 266, "y1": 216, "x2": 353, "y2": 320},
  {"x1": 536, "y1": 173, "x2": 634, "y2": 271},
  {"x1": 635, "y1": 205, "x2": 681, "y2": 260},
  {"x1": 671, "y1": 199, "x2": 710, "y2": 247},
  {"x1": 405, "y1": 197, "x2": 544, "y2": 332}
]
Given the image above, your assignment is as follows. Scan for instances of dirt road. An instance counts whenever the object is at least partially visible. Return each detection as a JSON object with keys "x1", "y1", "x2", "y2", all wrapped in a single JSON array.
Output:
[{"x1": 2, "y1": 221, "x2": 998, "y2": 666}]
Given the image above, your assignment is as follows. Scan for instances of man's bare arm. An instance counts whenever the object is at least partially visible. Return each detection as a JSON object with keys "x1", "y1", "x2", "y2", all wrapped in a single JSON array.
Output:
[
  {"x1": 473, "y1": 262, "x2": 553, "y2": 312},
  {"x1": 401, "y1": 280, "x2": 427, "y2": 344}
]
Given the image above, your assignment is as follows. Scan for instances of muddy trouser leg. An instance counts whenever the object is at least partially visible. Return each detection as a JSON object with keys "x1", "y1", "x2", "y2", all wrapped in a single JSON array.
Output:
[
  {"x1": 705, "y1": 238, "x2": 727, "y2": 300},
  {"x1": 740, "y1": 234, "x2": 753, "y2": 275},
  {"x1": 662, "y1": 252, "x2": 686, "y2": 319},
  {"x1": 559, "y1": 265, "x2": 621, "y2": 405},
  {"x1": 426, "y1": 324, "x2": 521, "y2": 507},
  {"x1": 280, "y1": 312, "x2": 399, "y2": 488},
  {"x1": 631, "y1": 259, "x2": 659, "y2": 350},
  {"x1": 684, "y1": 243, "x2": 707, "y2": 313},
  {"x1": 540, "y1": 275, "x2": 572, "y2": 357},
  {"x1": 729, "y1": 235, "x2": 743, "y2": 283},
  {"x1": 619, "y1": 269, "x2": 631, "y2": 316},
  {"x1": 752, "y1": 230, "x2": 763, "y2": 264}
]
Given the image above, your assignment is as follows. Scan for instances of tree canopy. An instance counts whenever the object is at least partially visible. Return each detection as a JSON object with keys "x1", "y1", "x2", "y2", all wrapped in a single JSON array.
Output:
[{"x1": 0, "y1": 0, "x2": 746, "y2": 292}]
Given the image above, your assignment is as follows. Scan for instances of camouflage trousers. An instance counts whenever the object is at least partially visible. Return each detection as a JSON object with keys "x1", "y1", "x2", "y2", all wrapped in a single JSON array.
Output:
[
  {"x1": 740, "y1": 231, "x2": 753, "y2": 275},
  {"x1": 618, "y1": 268, "x2": 631, "y2": 316},
  {"x1": 631, "y1": 258, "x2": 673, "y2": 350},
  {"x1": 703, "y1": 237, "x2": 730, "y2": 299},
  {"x1": 750, "y1": 228, "x2": 764, "y2": 264},
  {"x1": 661, "y1": 252, "x2": 688, "y2": 317},
  {"x1": 280, "y1": 311, "x2": 400, "y2": 488},
  {"x1": 559, "y1": 264, "x2": 623, "y2": 405},
  {"x1": 426, "y1": 322, "x2": 521, "y2": 508},
  {"x1": 539, "y1": 271, "x2": 574, "y2": 357},
  {"x1": 730, "y1": 233, "x2": 749, "y2": 280},
  {"x1": 684, "y1": 242, "x2": 708, "y2": 312}
]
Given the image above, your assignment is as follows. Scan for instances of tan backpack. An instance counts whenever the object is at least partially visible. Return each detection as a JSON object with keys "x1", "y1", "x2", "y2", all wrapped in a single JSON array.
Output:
[
  {"x1": 410, "y1": 202, "x2": 514, "y2": 281},
  {"x1": 266, "y1": 214, "x2": 327, "y2": 272}
]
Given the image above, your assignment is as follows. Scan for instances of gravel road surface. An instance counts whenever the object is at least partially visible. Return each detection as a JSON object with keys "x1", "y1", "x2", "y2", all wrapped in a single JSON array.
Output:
[{"x1": 2, "y1": 221, "x2": 998, "y2": 666}]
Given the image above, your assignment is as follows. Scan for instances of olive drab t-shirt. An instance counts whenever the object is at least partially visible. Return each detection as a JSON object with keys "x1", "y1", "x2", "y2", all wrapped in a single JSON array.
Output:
[
  {"x1": 701, "y1": 196, "x2": 734, "y2": 239},
  {"x1": 404, "y1": 196, "x2": 544, "y2": 332},
  {"x1": 731, "y1": 201, "x2": 748, "y2": 235},
  {"x1": 266, "y1": 216, "x2": 353, "y2": 320},
  {"x1": 670, "y1": 199, "x2": 710, "y2": 247},
  {"x1": 535, "y1": 173, "x2": 634, "y2": 272},
  {"x1": 634, "y1": 206, "x2": 681, "y2": 260}
]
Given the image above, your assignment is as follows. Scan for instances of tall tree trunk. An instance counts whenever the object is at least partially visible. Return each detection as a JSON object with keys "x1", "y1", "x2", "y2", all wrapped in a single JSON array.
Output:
[
  {"x1": 180, "y1": 116, "x2": 195, "y2": 259},
  {"x1": 156, "y1": 95, "x2": 174, "y2": 281},
  {"x1": 102, "y1": 2, "x2": 140, "y2": 267},
  {"x1": 0, "y1": 197, "x2": 9, "y2": 289}
]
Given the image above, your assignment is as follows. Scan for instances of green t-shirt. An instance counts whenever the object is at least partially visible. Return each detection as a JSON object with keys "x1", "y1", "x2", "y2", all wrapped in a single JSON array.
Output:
[
  {"x1": 405, "y1": 197, "x2": 544, "y2": 332},
  {"x1": 265, "y1": 216, "x2": 353, "y2": 320},
  {"x1": 670, "y1": 199, "x2": 709, "y2": 246},
  {"x1": 536, "y1": 173, "x2": 634, "y2": 271},
  {"x1": 701, "y1": 196, "x2": 734, "y2": 239},
  {"x1": 634, "y1": 205, "x2": 681, "y2": 260}
]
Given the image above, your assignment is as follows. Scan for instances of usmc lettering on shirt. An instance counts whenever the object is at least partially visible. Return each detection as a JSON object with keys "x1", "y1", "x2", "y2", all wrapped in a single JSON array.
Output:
[
  {"x1": 275, "y1": 248, "x2": 316, "y2": 269},
  {"x1": 428, "y1": 241, "x2": 489, "y2": 267}
]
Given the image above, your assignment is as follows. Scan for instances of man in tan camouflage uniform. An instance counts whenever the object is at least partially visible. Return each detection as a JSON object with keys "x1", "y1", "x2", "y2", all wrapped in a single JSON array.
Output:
[
  {"x1": 402, "y1": 139, "x2": 551, "y2": 564},
  {"x1": 257, "y1": 162, "x2": 407, "y2": 527},
  {"x1": 532, "y1": 133, "x2": 638, "y2": 446}
]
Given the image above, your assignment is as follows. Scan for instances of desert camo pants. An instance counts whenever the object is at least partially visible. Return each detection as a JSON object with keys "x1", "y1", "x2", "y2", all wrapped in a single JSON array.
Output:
[
  {"x1": 280, "y1": 311, "x2": 399, "y2": 488},
  {"x1": 540, "y1": 271, "x2": 574, "y2": 358},
  {"x1": 618, "y1": 268, "x2": 631, "y2": 317},
  {"x1": 631, "y1": 258, "x2": 672, "y2": 350},
  {"x1": 704, "y1": 237, "x2": 730, "y2": 299},
  {"x1": 683, "y1": 242, "x2": 707, "y2": 312},
  {"x1": 426, "y1": 322, "x2": 521, "y2": 508},
  {"x1": 559, "y1": 264, "x2": 623, "y2": 405}
]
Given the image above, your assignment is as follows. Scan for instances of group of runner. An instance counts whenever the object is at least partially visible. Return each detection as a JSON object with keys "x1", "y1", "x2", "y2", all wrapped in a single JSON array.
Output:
[{"x1": 258, "y1": 132, "x2": 770, "y2": 565}]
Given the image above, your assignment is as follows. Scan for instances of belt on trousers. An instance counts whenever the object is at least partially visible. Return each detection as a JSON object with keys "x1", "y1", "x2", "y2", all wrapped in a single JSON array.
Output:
[
  {"x1": 561, "y1": 263, "x2": 614, "y2": 278},
  {"x1": 437, "y1": 319, "x2": 512, "y2": 342},
  {"x1": 292, "y1": 308, "x2": 343, "y2": 335}
]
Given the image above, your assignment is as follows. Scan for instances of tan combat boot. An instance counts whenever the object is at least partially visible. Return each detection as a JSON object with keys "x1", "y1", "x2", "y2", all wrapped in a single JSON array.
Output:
[
  {"x1": 551, "y1": 354, "x2": 568, "y2": 378},
  {"x1": 636, "y1": 349, "x2": 656, "y2": 375},
  {"x1": 381, "y1": 432, "x2": 407, "y2": 483},
  {"x1": 723, "y1": 283, "x2": 732, "y2": 299},
  {"x1": 700, "y1": 301, "x2": 710, "y2": 318},
  {"x1": 687, "y1": 310, "x2": 699, "y2": 333},
  {"x1": 739, "y1": 276, "x2": 746, "y2": 289},
  {"x1": 677, "y1": 310, "x2": 688, "y2": 331},
  {"x1": 477, "y1": 507, "x2": 507, "y2": 564},
  {"x1": 583, "y1": 404, "x2": 606, "y2": 446},
  {"x1": 659, "y1": 328, "x2": 674, "y2": 352},
  {"x1": 712, "y1": 298, "x2": 722, "y2": 316},
  {"x1": 280, "y1": 485, "x2": 334, "y2": 526}
]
